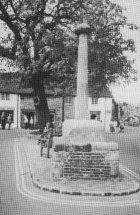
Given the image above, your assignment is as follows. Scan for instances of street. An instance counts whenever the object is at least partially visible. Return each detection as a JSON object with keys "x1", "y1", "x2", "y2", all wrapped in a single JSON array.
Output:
[
  {"x1": 0, "y1": 128, "x2": 140, "y2": 215},
  {"x1": 105, "y1": 127, "x2": 140, "y2": 175}
]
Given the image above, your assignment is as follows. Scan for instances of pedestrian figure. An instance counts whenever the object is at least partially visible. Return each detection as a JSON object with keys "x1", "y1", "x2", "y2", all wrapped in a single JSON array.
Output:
[
  {"x1": 29, "y1": 116, "x2": 34, "y2": 129},
  {"x1": 113, "y1": 120, "x2": 117, "y2": 133},
  {"x1": 109, "y1": 119, "x2": 115, "y2": 133},
  {"x1": 46, "y1": 123, "x2": 53, "y2": 158},
  {"x1": 1, "y1": 112, "x2": 6, "y2": 130},
  {"x1": 57, "y1": 120, "x2": 62, "y2": 136},
  {"x1": 23, "y1": 115, "x2": 28, "y2": 129},
  {"x1": 7, "y1": 114, "x2": 12, "y2": 130},
  {"x1": 119, "y1": 120, "x2": 124, "y2": 133},
  {"x1": 40, "y1": 122, "x2": 53, "y2": 157}
]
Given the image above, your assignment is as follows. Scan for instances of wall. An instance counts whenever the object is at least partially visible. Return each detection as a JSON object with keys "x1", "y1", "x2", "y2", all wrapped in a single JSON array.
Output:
[
  {"x1": 11, "y1": 95, "x2": 112, "y2": 130},
  {"x1": 64, "y1": 97, "x2": 75, "y2": 120},
  {"x1": 20, "y1": 96, "x2": 34, "y2": 110},
  {"x1": 88, "y1": 97, "x2": 113, "y2": 131},
  {"x1": 47, "y1": 96, "x2": 75, "y2": 121},
  {"x1": 52, "y1": 142, "x2": 119, "y2": 180},
  {"x1": 20, "y1": 96, "x2": 75, "y2": 127},
  {"x1": 47, "y1": 97, "x2": 63, "y2": 121}
]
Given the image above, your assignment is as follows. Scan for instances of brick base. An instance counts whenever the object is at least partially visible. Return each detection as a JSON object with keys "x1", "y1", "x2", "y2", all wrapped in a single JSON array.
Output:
[{"x1": 52, "y1": 142, "x2": 119, "y2": 181}]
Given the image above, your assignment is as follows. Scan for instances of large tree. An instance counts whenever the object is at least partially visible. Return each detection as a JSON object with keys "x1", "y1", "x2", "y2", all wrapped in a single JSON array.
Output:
[{"x1": 0, "y1": 0, "x2": 137, "y2": 132}]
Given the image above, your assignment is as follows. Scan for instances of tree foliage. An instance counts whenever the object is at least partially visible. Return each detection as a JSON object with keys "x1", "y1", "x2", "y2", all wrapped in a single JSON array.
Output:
[{"x1": 0, "y1": 0, "x2": 137, "y2": 131}]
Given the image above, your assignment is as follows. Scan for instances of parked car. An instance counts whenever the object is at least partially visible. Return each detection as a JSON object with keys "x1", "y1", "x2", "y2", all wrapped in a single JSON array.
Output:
[{"x1": 124, "y1": 115, "x2": 140, "y2": 127}]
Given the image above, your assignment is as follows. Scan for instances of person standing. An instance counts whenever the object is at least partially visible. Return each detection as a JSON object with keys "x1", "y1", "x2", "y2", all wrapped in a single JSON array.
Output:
[
  {"x1": 46, "y1": 123, "x2": 53, "y2": 158},
  {"x1": 1, "y1": 112, "x2": 6, "y2": 130},
  {"x1": 7, "y1": 114, "x2": 12, "y2": 130},
  {"x1": 29, "y1": 116, "x2": 34, "y2": 129},
  {"x1": 23, "y1": 115, "x2": 28, "y2": 129},
  {"x1": 113, "y1": 120, "x2": 117, "y2": 133},
  {"x1": 109, "y1": 119, "x2": 115, "y2": 133}
]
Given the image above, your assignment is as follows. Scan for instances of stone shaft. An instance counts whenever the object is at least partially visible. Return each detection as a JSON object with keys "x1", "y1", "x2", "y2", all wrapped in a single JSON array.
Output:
[{"x1": 75, "y1": 33, "x2": 89, "y2": 119}]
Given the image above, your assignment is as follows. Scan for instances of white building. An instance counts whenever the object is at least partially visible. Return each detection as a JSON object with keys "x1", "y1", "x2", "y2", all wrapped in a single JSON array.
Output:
[
  {"x1": 88, "y1": 97, "x2": 112, "y2": 130},
  {"x1": 0, "y1": 93, "x2": 20, "y2": 128},
  {"x1": 0, "y1": 73, "x2": 114, "y2": 130},
  {"x1": 74, "y1": 86, "x2": 113, "y2": 131}
]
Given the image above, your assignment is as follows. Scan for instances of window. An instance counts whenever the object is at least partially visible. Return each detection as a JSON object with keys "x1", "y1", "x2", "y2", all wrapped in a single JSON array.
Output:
[
  {"x1": 90, "y1": 111, "x2": 100, "y2": 121},
  {"x1": 20, "y1": 95, "x2": 24, "y2": 100},
  {"x1": 6, "y1": 94, "x2": 10, "y2": 100},
  {"x1": 0, "y1": 110, "x2": 14, "y2": 122},
  {"x1": 65, "y1": 96, "x2": 72, "y2": 104},
  {"x1": 92, "y1": 97, "x2": 98, "y2": 104},
  {"x1": 1, "y1": 93, "x2": 10, "y2": 100}
]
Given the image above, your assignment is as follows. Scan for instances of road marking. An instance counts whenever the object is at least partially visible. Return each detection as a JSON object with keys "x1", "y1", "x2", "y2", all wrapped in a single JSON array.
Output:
[
  {"x1": 14, "y1": 144, "x2": 140, "y2": 207},
  {"x1": 120, "y1": 165, "x2": 140, "y2": 180}
]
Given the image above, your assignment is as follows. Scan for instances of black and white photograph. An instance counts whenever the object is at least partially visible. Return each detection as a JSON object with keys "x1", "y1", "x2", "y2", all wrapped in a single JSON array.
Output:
[{"x1": 0, "y1": 0, "x2": 140, "y2": 214}]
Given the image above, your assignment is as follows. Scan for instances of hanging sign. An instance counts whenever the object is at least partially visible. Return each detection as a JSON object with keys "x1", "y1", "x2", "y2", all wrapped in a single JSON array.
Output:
[{"x1": 34, "y1": 96, "x2": 40, "y2": 106}]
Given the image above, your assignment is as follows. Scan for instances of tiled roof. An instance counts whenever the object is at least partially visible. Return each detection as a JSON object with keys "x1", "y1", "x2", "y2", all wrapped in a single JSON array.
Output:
[
  {"x1": 0, "y1": 72, "x2": 33, "y2": 94},
  {"x1": 0, "y1": 72, "x2": 112, "y2": 98}
]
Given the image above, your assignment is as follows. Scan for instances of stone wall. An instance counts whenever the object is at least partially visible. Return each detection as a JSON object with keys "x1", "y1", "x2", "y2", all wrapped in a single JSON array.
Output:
[
  {"x1": 52, "y1": 142, "x2": 119, "y2": 181},
  {"x1": 20, "y1": 97, "x2": 34, "y2": 110},
  {"x1": 64, "y1": 97, "x2": 75, "y2": 119},
  {"x1": 47, "y1": 97, "x2": 63, "y2": 121},
  {"x1": 20, "y1": 96, "x2": 75, "y2": 122},
  {"x1": 63, "y1": 152, "x2": 111, "y2": 180}
]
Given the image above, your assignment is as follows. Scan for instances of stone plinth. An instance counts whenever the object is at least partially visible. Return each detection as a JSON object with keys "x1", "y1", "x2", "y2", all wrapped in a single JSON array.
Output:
[
  {"x1": 52, "y1": 126, "x2": 119, "y2": 181},
  {"x1": 52, "y1": 141, "x2": 119, "y2": 181},
  {"x1": 62, "y1": 119, "x2": 104, "y2": 137}
]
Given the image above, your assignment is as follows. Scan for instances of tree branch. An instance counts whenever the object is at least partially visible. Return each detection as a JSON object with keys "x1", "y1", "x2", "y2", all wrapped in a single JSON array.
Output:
[{"x1": 0, "y1": 1, "x2": 22, "y2": 41}]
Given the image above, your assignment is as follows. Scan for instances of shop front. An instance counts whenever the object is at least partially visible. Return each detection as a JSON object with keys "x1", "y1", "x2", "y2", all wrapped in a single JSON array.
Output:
[{"x1": 21, "y1": 108, "x2": 35, "y2": 129}]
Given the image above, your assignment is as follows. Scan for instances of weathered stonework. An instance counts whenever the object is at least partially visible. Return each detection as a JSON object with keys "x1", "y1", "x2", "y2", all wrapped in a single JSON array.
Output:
[
  {"x1": 52, "y1": 126, "x2": 119, "y2": 181},
  {"x1": 64, "y1": 99, "x2": 75, "y2": 119},
  {"x1": 47, "y1": 97, "x2": 63, "y2": 121},
  {"x1": 20, "y1": 95, "x2": 75, "y2": 123},
  {"x1": 20, "y1": 97, "x2": 35, "y2": 110},
  {"x1": 52, "y1": 143, "x2": 119, "y2": 181}
]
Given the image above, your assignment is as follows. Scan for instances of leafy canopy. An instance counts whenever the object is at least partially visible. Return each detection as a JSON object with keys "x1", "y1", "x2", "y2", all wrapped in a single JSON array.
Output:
[{"x1": 0, "y1": 0, "x2": 137, "y2": 92}]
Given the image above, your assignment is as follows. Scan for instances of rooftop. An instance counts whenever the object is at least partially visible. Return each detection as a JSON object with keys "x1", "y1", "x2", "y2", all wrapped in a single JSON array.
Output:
[{"x1": 0, "y1": 72, "x2": 112, "y2": 98}]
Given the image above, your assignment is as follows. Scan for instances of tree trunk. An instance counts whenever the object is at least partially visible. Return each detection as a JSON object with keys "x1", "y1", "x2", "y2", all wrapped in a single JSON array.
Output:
[{"x1": 33, "y1": 84, "x2": 50, "y2": 134}]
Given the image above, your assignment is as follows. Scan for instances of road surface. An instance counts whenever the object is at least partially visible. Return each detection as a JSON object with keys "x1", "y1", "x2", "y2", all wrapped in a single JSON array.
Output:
[{"x1": 0, "y1": 128, "x2": 140, "y2": 215}]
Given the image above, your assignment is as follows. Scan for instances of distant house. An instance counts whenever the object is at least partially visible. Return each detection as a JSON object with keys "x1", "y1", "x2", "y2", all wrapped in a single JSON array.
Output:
[{"x1": 0, "y1": 72, "x2": 114, "y2": 130}]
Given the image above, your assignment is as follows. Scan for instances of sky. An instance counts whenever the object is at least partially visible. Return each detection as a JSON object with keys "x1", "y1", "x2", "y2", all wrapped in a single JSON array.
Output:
[{"x1": 110, "y1": 0, "x2": 140, "y2": 105}]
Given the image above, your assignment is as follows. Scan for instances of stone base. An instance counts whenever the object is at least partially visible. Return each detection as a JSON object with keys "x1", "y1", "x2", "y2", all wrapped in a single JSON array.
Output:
[
  {"x1": 52, "y1": 141, "x2": 119, "y2": 181},
  {"x1": 52, "y1": 123, "x2": 119, "y2": 181},
  {"x1": 62, "y1": 119, "x2": 104, "y2": 137}
]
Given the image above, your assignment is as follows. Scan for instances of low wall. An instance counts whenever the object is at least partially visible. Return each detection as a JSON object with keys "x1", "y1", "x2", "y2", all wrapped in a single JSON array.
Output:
[{"x1": 52, "y1": 142, "x2": 119, "y2": 181}]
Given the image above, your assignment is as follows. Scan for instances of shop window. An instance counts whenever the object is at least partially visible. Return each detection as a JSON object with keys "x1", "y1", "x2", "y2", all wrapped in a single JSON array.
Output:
[
  {"x1": 92, "y1": 97, "x2": 98, "y2": 104},
  {"x1": 90, "y1": 111, "x2": 100, "y2": 121},
  {"x1": 0, "y1": 110, "x2": 14, "y2": 122},
  {"x1": 1, "y1": 93, "x2": 10, "y2": 100},
  {"x1": 20, "y1": 95, "x2": 24, "y2": 100}
]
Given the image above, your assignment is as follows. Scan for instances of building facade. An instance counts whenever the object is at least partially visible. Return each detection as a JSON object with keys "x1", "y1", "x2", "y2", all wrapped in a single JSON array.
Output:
[
  {"x1": 0, "y1": 92, "x2": 113, "y2": 130},
  {"x1": 0, "y1": 93, "x2": 20, "y2": 128},
  {"x1": 0, "y1": 73, "x2": 114, "y2": 130}
]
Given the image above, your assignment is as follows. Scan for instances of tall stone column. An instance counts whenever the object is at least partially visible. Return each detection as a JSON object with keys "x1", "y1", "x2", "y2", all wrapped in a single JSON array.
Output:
[{"x1": 74, "y1": 23, "x2": 91, "y2": 119}]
